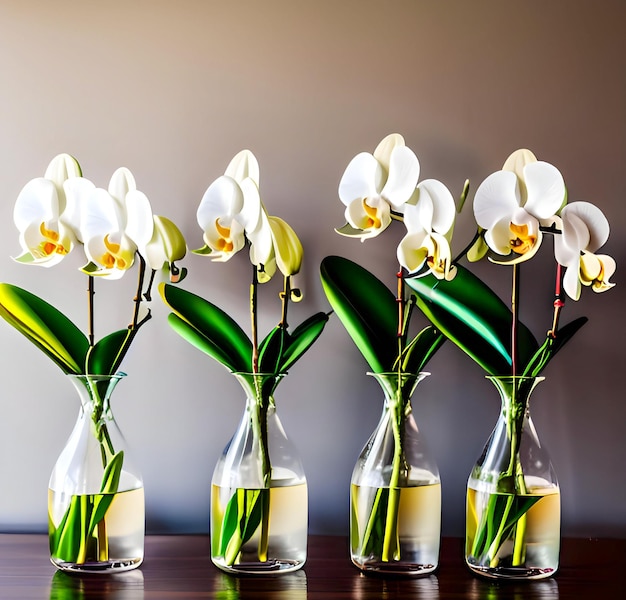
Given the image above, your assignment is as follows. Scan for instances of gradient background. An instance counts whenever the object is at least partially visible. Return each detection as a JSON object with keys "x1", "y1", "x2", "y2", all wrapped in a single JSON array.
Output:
[{"x1": 0, "y1": 0, "x2": 624, "y2": 538}]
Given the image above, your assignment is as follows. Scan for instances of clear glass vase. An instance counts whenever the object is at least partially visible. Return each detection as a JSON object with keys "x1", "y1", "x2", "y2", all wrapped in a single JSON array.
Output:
[
  {"x1": 466, "y1": 376, "x2": 560, "y2": 579},
  {"x1": 350, "y1": 372, "x2": 441, "y2": 576},
  {"x1": 48, "y1": 373, "x2": 145, "y2": 573},
  {"x1": 211, "y1": 372, "x2": 307, "y2": 575}
]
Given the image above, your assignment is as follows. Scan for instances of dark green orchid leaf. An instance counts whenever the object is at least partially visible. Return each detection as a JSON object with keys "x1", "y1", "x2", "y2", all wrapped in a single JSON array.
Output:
[
  {"x1": 523, "y1": 316, "x2": 588, "y2": 377},
  {"x1": 258, "y1": 326, "x2": 288, "y2": 374},
  {"x1": 160, "y1": 283, "x2": 252, "y2": 372},
  {"x1": 0, "y1": 283, "x2": 89, "y2": 374},
  {"x1": 398, "y1": 326, "x2": 446, "y2": 374},
  {"x1": 320, "y1": 256, "x2": 398, "y2": 372},
  {"x1": 279, "y1": 312, "x2": 330, "y2": 373},
  {"x1": 86, "y1": 329, "x2": 135, "y2": 376},
  {"x1": 88, "y1": 451, "x2": 124, "y2": 536},
  {"x1": 407, "y1": 265, "x2": 539, "y2": 376},
  {"x1": 167, "y1": 314, "x2": 248, "y2": 373}
]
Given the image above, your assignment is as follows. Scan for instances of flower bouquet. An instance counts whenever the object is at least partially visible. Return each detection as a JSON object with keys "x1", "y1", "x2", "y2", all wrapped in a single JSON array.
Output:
[
  {"x1": 0, "y1": 153, "x2": 186, "y2": 572},
  {"x1": 159, "y1": 149, "x2": 328, "y2": 574},
  {"x1": 320, "y1": 133, "x2": 464, "y2": 574},
  {"x1": 407, "y1": 148, "x2": 616, "y2": 578}
]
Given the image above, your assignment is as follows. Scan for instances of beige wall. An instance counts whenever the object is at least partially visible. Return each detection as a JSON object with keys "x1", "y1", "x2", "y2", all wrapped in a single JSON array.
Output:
[{"x1": 0, "y1": 0, "x2": 624, "y2": 537}]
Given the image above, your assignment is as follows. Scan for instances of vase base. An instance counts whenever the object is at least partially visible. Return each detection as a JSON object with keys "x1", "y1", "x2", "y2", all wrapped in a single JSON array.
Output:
[
  {"x1": 51, "y1": 557, "x2": 143, "y2": 574},
  {"x1": 466, "y1": 563, "x2": 557, "y2": 580},
  {"x1": 352, "y1": 559, "x2": 437, "y2": 577},
  {"x1": 212, "y1": 558, "x2": 305, "y2": 576}
]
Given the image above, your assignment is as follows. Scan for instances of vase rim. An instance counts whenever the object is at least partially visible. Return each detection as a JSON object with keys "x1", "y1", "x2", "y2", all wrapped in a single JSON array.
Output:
[
  {"x1": 486, "y1": 375, "x2": 545, "y2": 382},
  {"x1": 68, "y1": 371, "x2": 127, "y2": 381},
  {"x1": 367, "y1": 371, "x2": 430, "y2": 377}
]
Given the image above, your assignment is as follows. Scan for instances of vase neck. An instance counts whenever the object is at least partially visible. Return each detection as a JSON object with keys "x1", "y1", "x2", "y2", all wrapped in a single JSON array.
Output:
[
  {"x1": 233, "y1": 372, "x2": 284, "y2": 407},
  {"x1": 68, "y1": 373, "x2": 125, "y2": 412},
  {"x1": 488, "y1": 376, "x2": 544, "y2": 417},
  {"x1": 368, "y1": 371, "x2": 429, "y2": 410}
]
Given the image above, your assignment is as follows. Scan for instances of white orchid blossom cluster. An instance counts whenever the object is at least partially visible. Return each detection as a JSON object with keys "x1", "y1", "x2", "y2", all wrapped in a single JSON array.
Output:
[
  {"x1": 337, "y1": 133, "x2": 457, "y2": 281},
  {"x1": 472, "y1": 149, "x2": 615, "y2": 300},
  {"x1": 196, "y1": 149, "x2": 304, "y2": 300},
  {"x1": 14, "y1": 153, "x2": 187, "y2": 283}
]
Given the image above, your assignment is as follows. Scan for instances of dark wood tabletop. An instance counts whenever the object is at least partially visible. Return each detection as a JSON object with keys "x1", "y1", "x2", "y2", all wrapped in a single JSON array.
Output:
[{"x1": 1, "y1": 534, "x2": 624, "y2": 599}]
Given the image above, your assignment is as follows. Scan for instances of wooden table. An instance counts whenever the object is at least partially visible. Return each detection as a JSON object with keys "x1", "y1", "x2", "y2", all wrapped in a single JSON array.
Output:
[{"x1": 0, "y1": 534, "x2": 623, "y2": 598}]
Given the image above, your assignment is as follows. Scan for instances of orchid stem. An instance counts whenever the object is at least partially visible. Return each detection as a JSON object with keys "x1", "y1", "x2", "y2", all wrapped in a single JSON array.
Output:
[
  {"x1": 279, "y1": 276, "x2": 290, "y2": 329},
  {"x1": 511, "y1": 263, "x2": 520, "y2": 378},
  {"x1": 131, "y1": 254, "x2": 147, "y2": 329},
  {"x1": 548, "y1": 263, "x2": 565, "y2": 338},
  {"x1": 87, "y1": 276, "x2": 95, "y2": 347},
  {"x1": 250, "y1": 266, "x2": 259, "y2": 373}
]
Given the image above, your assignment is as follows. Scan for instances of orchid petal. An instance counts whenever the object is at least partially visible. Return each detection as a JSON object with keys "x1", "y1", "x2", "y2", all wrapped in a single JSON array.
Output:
[
  {"x1": 124, "y1": 190, "x2": 154, "y2": 251},
  {"x1": 381, "y1": 145, "x2": 420, "y2": 209},
  {"x1": 403, "y1": 196, "x2": 433, "y2": 233},
  {"x1": 523, "y1": 161, "x2": 566, "y2": 218},
  {"x1": 238, "y1": 177, "x2": 263, "y2": 234},
  {"x1": 80, "y1": 189, "x2": 120, "y2": 240},
  {"x1": 473, "y1": 171, "x2": 520, "y2": 230},
  {"x1": 108, "y1": 167, "x2": 137, "y2": 204},
  {"x1": 44, "y1": 153, "x2": 82, "y2": 187},
  {"x1": 415, "y1": 179, "x2": 455, "y2": 233},
  {"x1": 338, "y1": 152, "x2": 382, "y2": 207},
  {"x1": 345, "y1": 196, "x2": 391, "y2": 238},
  {"x1": 561, "y1": 201, "x2": 610, "y2": 252},
  {"x1": 562, "y1": 264, "x2": 582, "y2": 301},
  {"x1": 554, "y1": 211, "x2": 589, "y2": 266},
  {"x1": 372, "y1": 133, "x2": 405, "y2": 173},
  {"x1": 197, "y1": 176, "x2": 244, "y2": 231},
  {"x1": 14, "y1": 178, "x2": 58, "y2": 232},
  {"x1": 502, "y1": 149, "x2": 537, "y2": 179},
  {"x1": 397, "y1": 230, "x2": 429, "y2": 273},
  {"x1": 62, "y1": 177, "x2": 96, "y2": 243},
  {"x1": 224, "y1": 149, "x2": 259, "y2": 185},
  {"x1": 248, "y1": 209, "x2": 273, "y2": 268}
]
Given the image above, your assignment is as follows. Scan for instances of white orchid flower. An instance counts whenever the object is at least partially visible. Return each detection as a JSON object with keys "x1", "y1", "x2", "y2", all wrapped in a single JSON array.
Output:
[
  {"x1": 12, "y1": 154, "x2": 83, "y2": 267},
  {"x1": 338, "y1": 133, "x2": 420, "y2": 240},
  {"x1": 145, "y1": 215, "x2": 187, "y2": 283},
  {"x1": 80, "y1": 168, "x2": 154, "y2": 279},
  {"x1": 473, "y1": 149, "x2": 566, "y2": 263},
  {"x1": 553, "y1": 201, "x2": 616, "y2": 300},
  {"x1": 196, "y1": 150, "x2": 273, "y2": 266},
  {"x1": 397, "y1": 179, "x2": 457, "y2": 279}
]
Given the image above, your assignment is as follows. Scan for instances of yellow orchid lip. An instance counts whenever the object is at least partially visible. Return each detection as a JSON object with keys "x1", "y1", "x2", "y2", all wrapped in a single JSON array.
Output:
[
  {"x1": 38, "y1": 222, "x2": 68, "y2": 257},
  {"x1": 362, "y1": 199, "x2": 382, "y2": 229},
  {"x1": 509, "y1": 222, "x2": 536, "y2": 255}
]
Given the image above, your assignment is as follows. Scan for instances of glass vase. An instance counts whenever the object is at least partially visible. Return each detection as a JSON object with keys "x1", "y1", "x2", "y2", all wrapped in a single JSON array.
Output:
[
  {"x1": 211, "y1": 372, "x2": 307, "y2": 575},
  {"x1": 48, "y1": 373, "x2": 145, "y2": 573},
  {"x1": 350, "y1": 372, "x2": 441, "y2": 576},
  {"x1": 466, "y1": 376, "x2": 560, "y2": 579}
]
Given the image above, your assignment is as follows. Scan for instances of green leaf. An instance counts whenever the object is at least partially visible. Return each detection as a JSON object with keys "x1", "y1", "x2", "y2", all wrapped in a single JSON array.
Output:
[
  {"x1": 88, "y1": 451, "x2": 125, "y2": 536},
  {"x1": 258, "y1": 326, "x2": 288, "y2": 375},
  {"x1": 160, "y1": 283, "x2": 252, "y2": 372},
  {"x1": 279, "y1": 312, "x2": 330, "y2": 373},
  {"x1": 219, "y1": 488, "x2": 269, "y2": 564},
  {"x1": 522, "y1": 316, "x2": 587, "y2": 377},
  {"x1": 0, "y1": 283, "x2": 89, "y2": 374},
  {"x1": 320, "y1": 256, "x2": 398, "y2": 372},
  {"x1": 406, "y1": 265, "x2": 538, "y2": 376},
  {"x1": 86, "y1": 329, "x2": 135, "y2": 376},
  {"x1": 399, "y1": 326, "x2": 446, "y2": 374}
]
